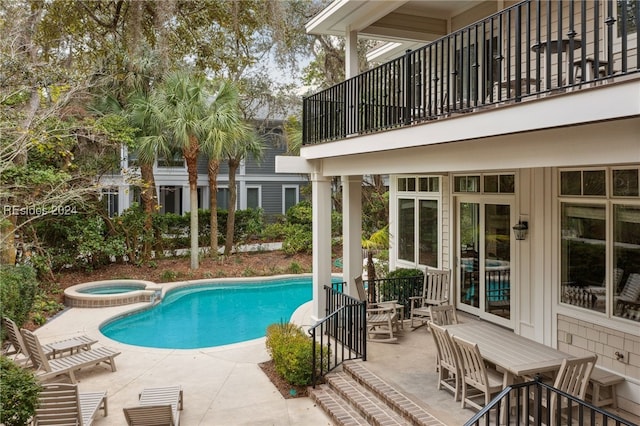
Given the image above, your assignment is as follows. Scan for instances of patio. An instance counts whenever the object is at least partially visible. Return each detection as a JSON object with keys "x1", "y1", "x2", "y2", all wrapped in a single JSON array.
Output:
[{"x1": 26, "y1": 302, "x2": 639, "y2": 425}]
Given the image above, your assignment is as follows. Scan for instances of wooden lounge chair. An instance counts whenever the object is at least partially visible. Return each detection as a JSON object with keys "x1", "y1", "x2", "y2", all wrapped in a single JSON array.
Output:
[
  {"x1": 2, "y1": 317, "x2": 96, "y2": 366},
  {"x1": 33, "y1": 383, "x2": 107, "y2": 425},
  {"x1": 409, "y1": 268, "x2": 451, "y2": 329},
  {"x1": 21, "y1": 328, "x2": 120, "y2": 384},
  {"x1": 123, "y1": 386, "x2": 183, "y2": 426}
]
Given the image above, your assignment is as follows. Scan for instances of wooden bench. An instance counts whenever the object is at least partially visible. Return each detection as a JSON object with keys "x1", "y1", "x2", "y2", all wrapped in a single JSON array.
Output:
[{"x1": 589, "y1": 367, "x2": 625, "y2": 408}]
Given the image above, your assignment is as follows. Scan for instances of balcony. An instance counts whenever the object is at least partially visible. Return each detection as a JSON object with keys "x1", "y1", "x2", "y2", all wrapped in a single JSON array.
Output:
[{"x1": 303, "y1": 0, "x2": 639, "y2": 146}]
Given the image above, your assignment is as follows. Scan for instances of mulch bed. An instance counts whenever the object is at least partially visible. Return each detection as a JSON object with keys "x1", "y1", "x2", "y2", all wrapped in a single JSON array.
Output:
[{"x1": 258, "y1": 360, "x2": 310, "y2": 398}]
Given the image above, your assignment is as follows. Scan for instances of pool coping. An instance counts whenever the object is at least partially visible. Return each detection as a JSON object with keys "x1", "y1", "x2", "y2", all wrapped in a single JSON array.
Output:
[{"x1": 64, "y1": 279, "x2": 160, "y2": 308}]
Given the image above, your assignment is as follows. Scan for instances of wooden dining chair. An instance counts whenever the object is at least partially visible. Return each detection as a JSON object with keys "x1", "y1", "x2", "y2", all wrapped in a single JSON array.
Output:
[
  {"x1": 428, "y1": 321, "x2": 461, "y2": 401},
  {"x1": 545, "y1": 355, "x2": 597, "y2": 426},
  {"x1": 452, "y1": 335, "x2": 503, "y2": 410},
  {"x1": 428, "y1": 305, "x2": 458, "y2": 326}
]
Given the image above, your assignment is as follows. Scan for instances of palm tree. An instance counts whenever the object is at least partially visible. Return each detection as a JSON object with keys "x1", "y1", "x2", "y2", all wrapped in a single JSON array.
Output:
[
  {"x1": 135, "y1": 70, "x2": 236, "y2": 270},
  {"x1": 199, "y1": 80, "x2": 248, "y2": 258},
  {"x1": 223, "y1": 124, "x2": 263, "y2": 256}
]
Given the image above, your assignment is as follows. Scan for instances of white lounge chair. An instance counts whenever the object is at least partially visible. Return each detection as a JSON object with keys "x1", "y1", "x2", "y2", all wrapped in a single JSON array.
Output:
[
  {"x1": 21, "y1": 328, "x2": 120, "y2": 384},
  {"x1": 354, "y1": 276, "x2": 402, "y2": 343},
  {"x1": 33, "y1": 383, "x2": 107, "y2": 425},
  {"x1": 123, "y1": 385, "x2": 183, "y2": 426}
]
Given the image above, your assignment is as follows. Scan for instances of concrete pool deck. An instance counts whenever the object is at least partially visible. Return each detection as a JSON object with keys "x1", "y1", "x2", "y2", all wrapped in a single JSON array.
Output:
[
  {"x1": 27, "y1": 302, "x2": 640, "y2": 425},
  {"x1": 32, "y1": 302, "x2": 332, "y2": 425}
]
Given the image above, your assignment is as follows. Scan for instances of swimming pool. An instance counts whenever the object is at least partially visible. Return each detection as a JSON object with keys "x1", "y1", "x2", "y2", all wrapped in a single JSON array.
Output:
[{"x1": 100, "y1": 276, "x2": 330, "y2": 349}]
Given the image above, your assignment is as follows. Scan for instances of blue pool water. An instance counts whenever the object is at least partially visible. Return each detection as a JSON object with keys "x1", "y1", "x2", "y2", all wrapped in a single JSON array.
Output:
[
  {"x1": 79, "y1": 285, "x2": 144, "y2": 295},
  {"x1": 101, "y1": 277, "x2": 325, "y2": 349}
]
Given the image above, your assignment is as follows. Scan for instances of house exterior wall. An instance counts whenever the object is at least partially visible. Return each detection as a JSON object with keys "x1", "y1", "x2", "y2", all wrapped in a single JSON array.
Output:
[
  {"x1": 557, "y1": 314, "x2": 640, "y2": 415},
  {"x1": 106, "y1": 125, "x2": 307, "y2": 217},
  {"x1": 295, "y1": 0, "x2": 640, "y2": 416},
  {"x1": 386, "y1": 164, "x2": 640, "y2": 414}
]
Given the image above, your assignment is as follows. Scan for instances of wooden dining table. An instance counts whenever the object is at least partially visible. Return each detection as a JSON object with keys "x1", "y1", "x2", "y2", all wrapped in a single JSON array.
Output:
[{"x1": 443, "y1": 321, "x2": 572, "y2": 387}]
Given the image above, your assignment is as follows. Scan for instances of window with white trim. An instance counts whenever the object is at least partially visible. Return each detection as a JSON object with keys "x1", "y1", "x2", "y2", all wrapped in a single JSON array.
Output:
[
  {"x1": 247, "y1": 186, "x2": 261, "y2": 210},
  {"x1": 283, "y1": 186, "x2": 298, "y2": 213},
  {"x1": 396, "y1": 176, "x2": 441, "y2": 268},
  {"x1": 559, "y1": 166, "x2": 640, "y2": 322}
]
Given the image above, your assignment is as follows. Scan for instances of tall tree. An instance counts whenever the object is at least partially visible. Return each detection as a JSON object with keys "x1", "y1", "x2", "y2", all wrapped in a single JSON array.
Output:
[
  {"x1": 199, "y1": 81, "x2": 248, "y2": 257},
  {"x1": 223, "y1": 123, "x2": 263, "y2": 256},
  {"x1": 135, "y1": 71, "x2": 246, "y2": 270}
]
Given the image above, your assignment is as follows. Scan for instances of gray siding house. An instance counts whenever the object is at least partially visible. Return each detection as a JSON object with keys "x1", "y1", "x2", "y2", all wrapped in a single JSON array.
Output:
[{"x1": 103, "y1": 122, "x2": 307, "y2": 220}]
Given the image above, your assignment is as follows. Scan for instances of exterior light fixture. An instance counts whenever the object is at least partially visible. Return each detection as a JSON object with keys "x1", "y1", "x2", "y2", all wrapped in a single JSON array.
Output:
[{"x1": 513, "y1": 221, "x2": 528, "y2": 241}]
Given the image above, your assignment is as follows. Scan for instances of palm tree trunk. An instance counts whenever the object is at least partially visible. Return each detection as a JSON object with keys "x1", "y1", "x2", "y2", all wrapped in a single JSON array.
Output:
[
  {"x1": 184, "y1": 141, "x2": 200, "y2": 270},
  {"x1": 208, "y1": 159, "x2": 220, "y2": 258},
  {"x1": 139, "y1": 162, "x2": 157, "y2": 261},
  {"x1": 224, "y1": 159, "x2": 239, "y2": 256}
]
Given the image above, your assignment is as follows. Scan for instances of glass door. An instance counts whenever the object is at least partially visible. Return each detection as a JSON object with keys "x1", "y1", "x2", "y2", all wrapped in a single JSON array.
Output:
[{"x1": 457, "y1": 198, "x2": 513, "y2": 327}]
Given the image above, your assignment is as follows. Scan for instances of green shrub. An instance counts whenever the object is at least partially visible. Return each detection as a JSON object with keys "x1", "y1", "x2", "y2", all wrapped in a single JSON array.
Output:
[
  {"x1": 0, "y1": 265, "x2": 38, "y2": 331},
  {"x1": 0, "y1": 356, "x2": 40, "y2": 426},
  {"x1": 281, "y1": 224, "x2": 312, "y2": 255},
  {"x1": 382, "y1": 268, "x2": 424, "y2": 301},
  {"x1": 386, "y1": 268, "x2": 424, "y2": 280},
  {"x1": 265, "y1": 323, "x2": 328, "y2": 386}
]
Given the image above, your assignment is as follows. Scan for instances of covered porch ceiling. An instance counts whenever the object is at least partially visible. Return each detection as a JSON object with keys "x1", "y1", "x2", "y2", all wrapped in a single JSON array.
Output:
[{"x1": 306, "y1": 0, "x2": 486, "y2": 61}]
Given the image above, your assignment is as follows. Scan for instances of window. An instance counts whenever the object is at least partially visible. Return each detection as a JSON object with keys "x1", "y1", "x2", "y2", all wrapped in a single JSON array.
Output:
[
  {"x1": 419, "y1": 200, "x2": 439, "y2": 266},
  {"x1": 560, "y1": 170, "x2": 606, "y2": 196},
  {"x1": 454, "y1": 175, "x2": 480, "y2": 193},
  {"x1": 484, "y1": 175, "x2": 515, "y2": 193},
  {"x1": 283, "y1": 186, "x2": 298, "y2": 213},
  {"x1": 217, "y1": 188, "x2": 230, "y2": 211},
  {"x1": 398, "y1": 199, "x2": 416, "y2": 262},
  {"x1": 560, "y1": 203, "x2": 606, "y2": 312},
  {"x1": 559, "y1": 167, "x2": 640, "y2": 322},
  {"x1": 157, "y1": 151, "x2": 184, "y2": 168},
  {"x1": 454, "y1": 174, "x2": 515, "y2": 194},
  {"x1": 396, "y1": 176, "x2": 441, "y2": 267},
  {"x1": 159, "y1": 186, "x2": 182, "y2": 215},
  {"x1": 614, "y1": 205, "x2": 640, "y2": 321},
  {"x1": 617, "y1": 0, "x2": 638, "y2": 37},
  {"x1": 247, "y1": 187, "x2": 260, "y2": 209},
  {"x1": 102, "y1": 188, "x2": 119, "y2": 217}
]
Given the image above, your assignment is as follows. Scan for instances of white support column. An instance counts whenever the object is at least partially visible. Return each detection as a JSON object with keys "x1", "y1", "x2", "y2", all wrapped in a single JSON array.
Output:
[
  {"x1": 342, "y1": 176, "x2": 362, "y2": 298},
  {"x1": 345, "y1": 28, "x2": 359, "y2": 79},
  {"x1": 311, "y1": 171, "x2": 332, "y2": 321},
  {"x1": 345, "y1": 28, "x2": 358, "y2": 137}
]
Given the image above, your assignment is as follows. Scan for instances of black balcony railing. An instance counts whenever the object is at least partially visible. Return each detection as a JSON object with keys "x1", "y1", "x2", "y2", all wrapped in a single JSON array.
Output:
[
  {"x1": 308, "y1": 284, "x2": 367, "y2": 387},
  {"x1": 303, "y1": 0, "x2": 640, "y2": 145},
  {"x1": 364, "y1": 276, "x2": 424, "y2": 318},
  {"x1": 465, "y1": 377, "x2": 636, "y2": 425}
]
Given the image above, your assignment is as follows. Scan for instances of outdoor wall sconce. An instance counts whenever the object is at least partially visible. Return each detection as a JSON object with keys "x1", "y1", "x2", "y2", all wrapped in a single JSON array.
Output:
[{"x1": 513, "y1": 221, "x2": 528, "y2": 241}]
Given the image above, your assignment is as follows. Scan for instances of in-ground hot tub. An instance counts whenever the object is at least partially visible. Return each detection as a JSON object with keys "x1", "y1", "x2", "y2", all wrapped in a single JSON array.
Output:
[{"x1": 64, "y1": 280, "x2": 160, "y2": 308}]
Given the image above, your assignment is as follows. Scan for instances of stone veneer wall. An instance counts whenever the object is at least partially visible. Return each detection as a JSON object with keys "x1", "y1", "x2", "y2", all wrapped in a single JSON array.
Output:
[{"x1": 557, "y1": 314, "x2": 640, "y2": 416}]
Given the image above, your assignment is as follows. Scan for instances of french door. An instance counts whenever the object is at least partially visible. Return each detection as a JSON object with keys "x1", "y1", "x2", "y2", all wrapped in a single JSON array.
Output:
[{"x1": 457, "y1": 198, "x2": 514, "y2": 328}]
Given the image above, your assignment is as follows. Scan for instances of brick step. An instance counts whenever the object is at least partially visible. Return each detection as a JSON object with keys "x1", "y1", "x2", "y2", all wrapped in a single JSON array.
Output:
[
  {"x1": 326, "y1": 372, "x2": 411, "y2": 426},
  {"x1": 308, "y1": 384, "x2": 370, "y2": 426},
  {"x1": 343, "y1": 360, "x2": 446, "y2": 426}
]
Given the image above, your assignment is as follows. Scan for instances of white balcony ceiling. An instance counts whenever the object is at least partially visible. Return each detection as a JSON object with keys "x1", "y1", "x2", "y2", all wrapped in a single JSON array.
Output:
[{"x1": 306, "y1": 0, "x2": 482, "y2": 61}]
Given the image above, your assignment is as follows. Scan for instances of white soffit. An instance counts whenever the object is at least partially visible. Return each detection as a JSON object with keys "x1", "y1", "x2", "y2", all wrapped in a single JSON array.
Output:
[
  {"x1": 319, "y1": 118, "x2": 640, "y2": 176},
  {"x1": 306, "y1": 0, "x2": 408, "y2": 36}
]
